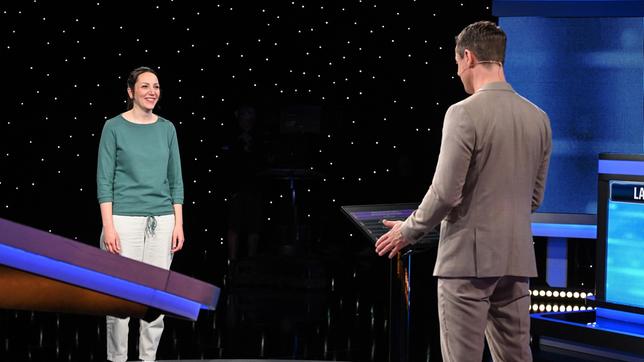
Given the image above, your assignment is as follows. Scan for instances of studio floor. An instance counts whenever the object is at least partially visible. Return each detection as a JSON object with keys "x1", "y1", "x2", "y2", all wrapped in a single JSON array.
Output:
[{"x1": 0, "y1": 241, "x2": 629, "y2": 361}]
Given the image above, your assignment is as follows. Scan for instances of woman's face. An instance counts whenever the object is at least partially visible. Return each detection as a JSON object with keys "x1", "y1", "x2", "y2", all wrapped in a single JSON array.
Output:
[{"x1": 128, "y1": 72, "x2": 160, "y2": 112}]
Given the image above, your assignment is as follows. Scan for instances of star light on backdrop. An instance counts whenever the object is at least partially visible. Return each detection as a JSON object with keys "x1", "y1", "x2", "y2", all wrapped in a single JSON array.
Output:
[{"x1": 0, "y1": 1, "x2": 494, "y2": 276}]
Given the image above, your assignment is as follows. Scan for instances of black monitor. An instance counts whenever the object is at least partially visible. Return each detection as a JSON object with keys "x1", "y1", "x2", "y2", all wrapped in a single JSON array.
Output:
[{"x1": 596, "y1": 153, "x2": 644, "y2": 315}]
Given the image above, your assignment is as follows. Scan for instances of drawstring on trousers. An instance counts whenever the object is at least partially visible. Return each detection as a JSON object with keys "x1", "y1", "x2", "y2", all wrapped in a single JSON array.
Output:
[{"x1": 145, "y1": 216, "x2": 157, "y2": 239}]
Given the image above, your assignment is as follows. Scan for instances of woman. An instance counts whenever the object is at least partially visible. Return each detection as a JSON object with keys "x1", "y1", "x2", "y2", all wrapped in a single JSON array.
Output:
[{"x1": 96, "y1": 66, "x2": 184, "y2": 362}]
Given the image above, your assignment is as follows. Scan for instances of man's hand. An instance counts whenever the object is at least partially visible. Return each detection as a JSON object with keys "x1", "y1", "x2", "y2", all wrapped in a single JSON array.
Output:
[{"x1": 375, "y1": 219, "x2": 410, "y2": 258}]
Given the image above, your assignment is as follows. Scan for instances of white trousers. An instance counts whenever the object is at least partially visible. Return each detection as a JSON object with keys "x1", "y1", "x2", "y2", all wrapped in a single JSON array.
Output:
[{"x1": 100, "y1": 214, "x2": 175, "y2": 362}]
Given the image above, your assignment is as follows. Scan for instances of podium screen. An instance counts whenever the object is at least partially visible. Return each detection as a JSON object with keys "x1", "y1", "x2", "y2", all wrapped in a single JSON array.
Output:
[{"x1": 605, "y1": 181, "x2": 644, "y2": 310}]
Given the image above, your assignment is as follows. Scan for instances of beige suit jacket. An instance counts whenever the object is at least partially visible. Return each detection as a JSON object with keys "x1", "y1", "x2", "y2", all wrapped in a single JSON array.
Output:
[{"x1": 401, "y1": 82, "x2": 552, "y2": 278}]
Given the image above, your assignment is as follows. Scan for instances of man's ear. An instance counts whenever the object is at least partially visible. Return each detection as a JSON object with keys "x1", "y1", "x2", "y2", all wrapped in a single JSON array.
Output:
[{"x1": 463, "y1": 49, "x2": 477, "y2": 67}]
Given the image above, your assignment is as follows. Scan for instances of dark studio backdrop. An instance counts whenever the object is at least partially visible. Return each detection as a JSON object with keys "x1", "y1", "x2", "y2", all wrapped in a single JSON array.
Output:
[
  {"x1": 0, "y1": 0, "x2": 495, "y2": 282},
  {"x1": 0, "y1": 1, "x2": 498, "y2": 361}
]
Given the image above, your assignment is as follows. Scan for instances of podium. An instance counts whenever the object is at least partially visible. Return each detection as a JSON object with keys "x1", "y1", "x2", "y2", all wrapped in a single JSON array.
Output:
[
  {"x1": 341, "y1": 203, "x2": 441, "y2": 362},
  {"x1": 0, "y1": 218, "x2": 219, "y2": 321},
  {"x1": 342, "y1": 202, "x2": 631, "y2": 361},
  {"x1": 531, "y1": 154, "x2": 644, "y2": 360},
  {"x1": 259, "y1": 168, "x2": 322, "y2": 247}
]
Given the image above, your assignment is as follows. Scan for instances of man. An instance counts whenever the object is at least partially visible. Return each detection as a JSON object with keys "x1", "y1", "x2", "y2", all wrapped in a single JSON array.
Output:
[{"x1": 375, "y1": 21, "x2": 552, "y2": 362}]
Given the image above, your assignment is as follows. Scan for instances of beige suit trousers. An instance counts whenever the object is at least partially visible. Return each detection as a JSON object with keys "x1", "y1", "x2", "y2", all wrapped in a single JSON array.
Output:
[{"x1": 437, "y1": 276, "x2": 532, "y2": 362}]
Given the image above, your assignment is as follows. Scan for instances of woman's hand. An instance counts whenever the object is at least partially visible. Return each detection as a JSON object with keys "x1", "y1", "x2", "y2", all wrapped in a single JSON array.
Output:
[
  {"x1": 103, "y1": 226, "x2": 121, "y2": 254},
  {"x1": 171, "y1": 224, "x2": 185, "y2": 252}
]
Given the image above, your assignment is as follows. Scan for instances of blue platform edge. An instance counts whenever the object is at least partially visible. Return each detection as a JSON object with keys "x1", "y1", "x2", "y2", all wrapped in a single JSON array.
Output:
[
  {"x1": 532, "y1": 223, "x2": 596, "y2": 239},
  {"x1": 532, "y1": 308, "x2": 644, "y2": 339},
  {"x1": 0, "y1": 243, "x2": 205, "y2": 320},
  {"x1": 599, "y1": 159, "x2": 644, "y2": 176},
  {"x1": 493, "y1": 0, "x2": 644, "y2": 17}
]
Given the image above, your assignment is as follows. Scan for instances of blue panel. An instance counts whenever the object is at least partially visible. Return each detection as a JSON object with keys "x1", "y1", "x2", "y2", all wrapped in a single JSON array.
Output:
[
  {"x1": 532, "y1": 310, "x2": 644, "y2": 338},
  {"x1": 0, "y1": 243, "x2": 202, "y2": 320},
  {"x1": 547, "y1": 237, "x2": 568, "y2": 287},
  {"x1": 500, "y1": 17, "x2": 644, "y2": 214},
  {"x1": 599, "y1": 159, "x2": 644, "y2": 176},
  {"x1": 531, "y1": 223, "x2": 597, "y2": 238},
  {"x1": 494, "y1": 1, "x2": 644, "y2": 17},
  {"x1": 596, "y1": 307, "x2": 644, "y2": 326},
  {"x1": 605, "y1": 192, "x2": 644, "y2": 310}
]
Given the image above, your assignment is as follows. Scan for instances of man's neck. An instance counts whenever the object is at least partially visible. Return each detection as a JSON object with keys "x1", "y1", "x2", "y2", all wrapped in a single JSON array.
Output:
[{"x1": 472, "y1": 67, "x2": 506, "y2": 93}]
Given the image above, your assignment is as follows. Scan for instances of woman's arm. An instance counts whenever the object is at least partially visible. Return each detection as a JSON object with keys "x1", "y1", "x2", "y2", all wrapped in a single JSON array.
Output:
[
  {"x1": 171, "y1": 204, "x2": 184, "y2": 252},
  {"x1": 168, "y1": 123, "x2": 185, "y2": 252},
  {"x1": 97, "y1": 121, "x2": 119, "y2": 253},
  {"x1": 100, "y1": 202, "x2": 120, "y2": 253}
]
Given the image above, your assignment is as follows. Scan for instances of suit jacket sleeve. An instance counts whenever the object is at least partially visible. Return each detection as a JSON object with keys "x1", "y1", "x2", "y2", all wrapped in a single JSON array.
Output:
[
  {"x1": 401, "y1": 104, "x2": 475, "y2": 243},
  {"x1": 531, "y1": 113, "x2": 552, "y2": 212}
]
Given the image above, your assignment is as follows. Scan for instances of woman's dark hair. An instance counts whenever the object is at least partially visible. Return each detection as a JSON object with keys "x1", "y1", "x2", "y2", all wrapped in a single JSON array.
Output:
[{"x1": 126, "y1": 66, "x2": 159, "y2": 110}]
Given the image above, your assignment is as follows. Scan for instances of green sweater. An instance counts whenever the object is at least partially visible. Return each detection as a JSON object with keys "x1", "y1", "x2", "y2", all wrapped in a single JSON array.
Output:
[{"x1": 97, "y1": 114, "x2": 184, "y2": 216}]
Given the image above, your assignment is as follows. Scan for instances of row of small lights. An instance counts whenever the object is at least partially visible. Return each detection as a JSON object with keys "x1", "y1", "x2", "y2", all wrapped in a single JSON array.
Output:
[
  {"x1": 531, "y1": 304, "x2": 593, "y2": 313},
  {"x1": 529, "y1": 289, "x2": 592, "y2": 299}
]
